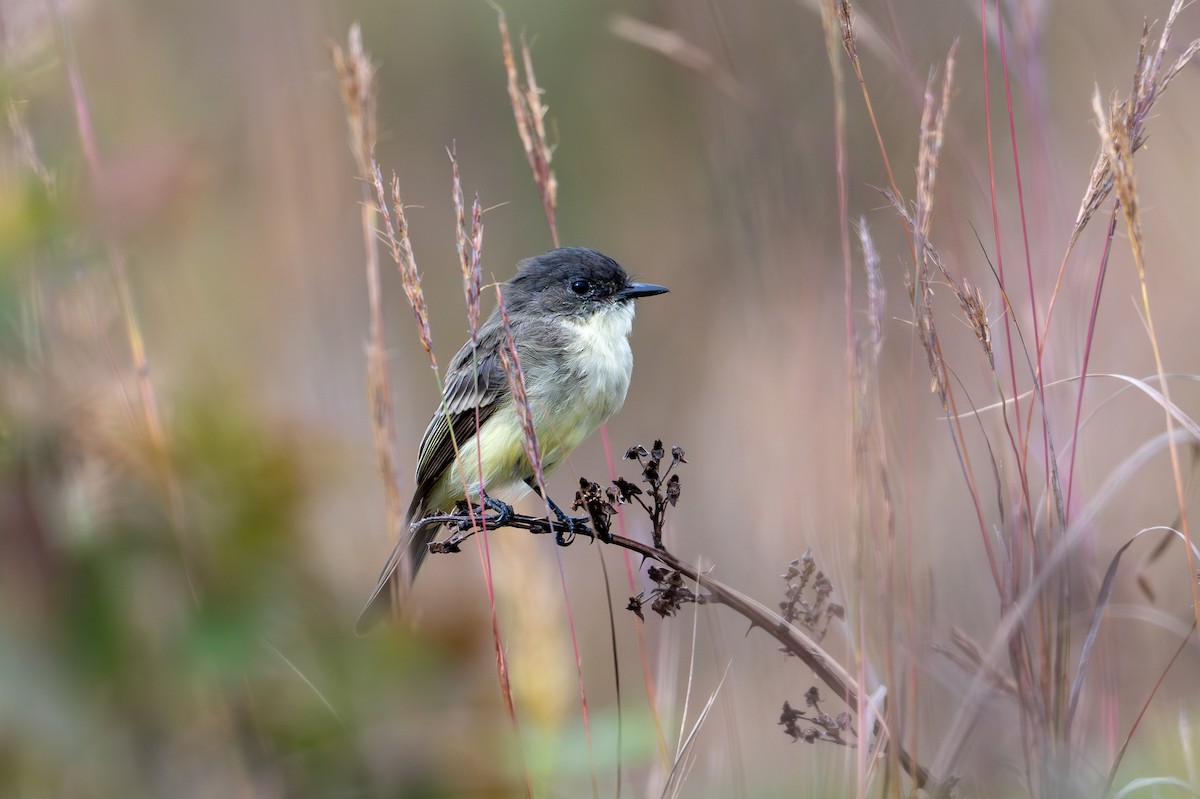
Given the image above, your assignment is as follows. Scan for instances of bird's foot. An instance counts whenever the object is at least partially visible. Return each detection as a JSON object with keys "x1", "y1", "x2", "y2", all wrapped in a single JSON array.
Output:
[
  {"x1": 545, "y1": 496, "x2": 590, "y2": 546},
  {"x1": 482, "y1": 495, "x2": 515, "y2": 525},
  {"x1": 456, "y1": 495, "x2": 514, "y2": 530}
]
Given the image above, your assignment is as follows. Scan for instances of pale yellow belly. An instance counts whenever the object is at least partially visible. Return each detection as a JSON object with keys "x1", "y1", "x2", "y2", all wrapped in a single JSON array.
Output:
[
  {"x1": 427, "y1": 307, "x2": 635, "y2": 512},
  {"x1": 425, "y1": 387, "x2": 616, "y2": 512}
]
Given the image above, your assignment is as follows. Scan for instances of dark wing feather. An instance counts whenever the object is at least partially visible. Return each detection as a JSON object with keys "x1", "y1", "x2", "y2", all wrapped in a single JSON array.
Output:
[
  {"x1": 411, "y1": 320, "x2": 511, "y2": 506},
  {"x1": 356, "y1": 319, "x2": 511, "y2": 634}
]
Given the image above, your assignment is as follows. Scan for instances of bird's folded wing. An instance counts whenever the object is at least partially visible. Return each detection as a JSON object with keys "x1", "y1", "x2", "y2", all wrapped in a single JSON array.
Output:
[{"x1": 412, "y1": 322, "x2": 512, "y2": 504}]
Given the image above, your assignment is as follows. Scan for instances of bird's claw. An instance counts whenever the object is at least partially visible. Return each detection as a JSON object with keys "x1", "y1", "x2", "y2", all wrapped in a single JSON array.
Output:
[
  {"x1": 482, "y1": 495, "x2": 514, "y2": 525},
  {"x1": 456, "y1": 495, "x2": 514, "y2": 530},
  {"x1": 554, "y1": 519, "x2": 577, "y2": 546},
  {"x1": 545, "y1": 498, "x2": 589, "y2": 546}
]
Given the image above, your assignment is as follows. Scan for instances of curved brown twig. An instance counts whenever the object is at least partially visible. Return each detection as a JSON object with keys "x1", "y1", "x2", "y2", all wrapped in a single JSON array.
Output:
[{"x1": 425, "y1": 504, "x2": 946, "y2": 795}]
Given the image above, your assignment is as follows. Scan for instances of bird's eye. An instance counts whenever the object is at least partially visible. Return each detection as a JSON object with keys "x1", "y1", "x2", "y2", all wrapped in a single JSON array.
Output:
[{"x1": 570, "y1": 279, "x2": 592, "y2": 295}]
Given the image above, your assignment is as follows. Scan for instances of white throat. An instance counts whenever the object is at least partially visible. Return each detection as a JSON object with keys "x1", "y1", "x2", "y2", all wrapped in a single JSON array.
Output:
[{"x1": 560, "y1": 301, "x2": 636, "y2": 413}]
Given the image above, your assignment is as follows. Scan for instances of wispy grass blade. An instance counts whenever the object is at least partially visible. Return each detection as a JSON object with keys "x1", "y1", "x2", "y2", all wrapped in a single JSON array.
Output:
[
  {"x1": 662, "y1": 659, "x2": 733, "y2": 799},
  {"x1": 1066, "y1": 526, "x2": 1200, "y2": 737}
]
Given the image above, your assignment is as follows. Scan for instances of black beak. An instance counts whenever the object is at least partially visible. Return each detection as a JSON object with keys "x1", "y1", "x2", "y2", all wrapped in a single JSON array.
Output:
[{"x1": 618, "y1": 281, "x2": 669, "y2": 300}]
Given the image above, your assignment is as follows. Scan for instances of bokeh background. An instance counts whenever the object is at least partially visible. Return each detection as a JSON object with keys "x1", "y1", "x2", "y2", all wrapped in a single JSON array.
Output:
[{"x1": 2, "y1": 0, "x2": 1199, "y2": 796}]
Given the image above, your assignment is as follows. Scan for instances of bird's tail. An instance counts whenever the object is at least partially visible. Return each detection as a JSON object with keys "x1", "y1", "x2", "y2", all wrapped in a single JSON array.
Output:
[{"x1": 355, "y1": 493, "x2": 439, "y2": 634}]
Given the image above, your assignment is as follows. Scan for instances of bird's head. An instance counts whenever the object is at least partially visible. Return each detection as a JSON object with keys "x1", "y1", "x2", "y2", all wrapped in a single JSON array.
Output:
[{"x1": 504, "y1": 247, "x2": 668, "y2": 320}]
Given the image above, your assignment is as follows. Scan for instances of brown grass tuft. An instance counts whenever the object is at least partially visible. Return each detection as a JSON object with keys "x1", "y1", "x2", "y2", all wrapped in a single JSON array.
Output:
[{"x1": 496, "y1": 9, "x2": 559, "y2": 246}]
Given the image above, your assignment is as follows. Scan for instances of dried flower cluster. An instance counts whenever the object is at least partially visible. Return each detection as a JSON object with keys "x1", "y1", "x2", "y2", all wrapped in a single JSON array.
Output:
[
  {"x1": 620, "y1": 439, "x2": 685, "y2": 548},
  {"x1": 627, "y1": 566, "x2": 701, "y2": 622},
  {"x1": 571, "y1": 476, "x2": 620, "y2": 542},
  {"x1": 779, "y1": 688, "x2": 854, "y2": 747},
  {"x1": 778, "y1": 550, "x2": 844, "y2": 644}
]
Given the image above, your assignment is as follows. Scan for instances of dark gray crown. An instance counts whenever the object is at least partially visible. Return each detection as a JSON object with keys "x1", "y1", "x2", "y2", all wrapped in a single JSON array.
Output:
[
  {"x1": 509, "y1": 248, "x2": 628, "y2": 294},
  {"x1": 502, "y1": 248, "x2": 631, "y2": 317}
]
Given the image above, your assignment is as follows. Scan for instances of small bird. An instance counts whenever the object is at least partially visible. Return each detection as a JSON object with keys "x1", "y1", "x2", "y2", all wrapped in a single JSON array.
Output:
[{"x1": 357, "y1": 247, "x2": 668, "y2": 632}]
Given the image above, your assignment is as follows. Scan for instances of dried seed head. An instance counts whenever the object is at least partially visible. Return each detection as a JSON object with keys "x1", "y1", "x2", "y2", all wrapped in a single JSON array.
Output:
[
  {"x1": 449, "y1": 146, "x2": 484, "y2": 335},
  {"x1": 665, "y1": 474, "x2": 681, "y2": 506},
  {"x1": 371, "y1": 166, "x2": 436, "y2": 367},
  {"x1": 1073, "y1": 3, "x2": 1198, "y2": 244},
  {"x1": 670, "y1": 445, "x2": 687, "y2": 466},
  {"x1": 497, "y1": 10, "x2": 558, "y2": 243},
  {"x1": 329, "y1": 24, "x2": 376, "y2": 176},
  {"x1": 613, "y1": 476, "x2": 642, "y2": 501}
]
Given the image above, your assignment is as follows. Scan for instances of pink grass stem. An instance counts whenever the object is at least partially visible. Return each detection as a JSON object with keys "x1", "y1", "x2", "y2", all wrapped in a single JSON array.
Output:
[
  {"x1": 1064, "y1": 207, "x2": 1117, "y2": 526},
  {"x1": 980, "y1": 0, "x2": 1024, "y2": 456}
]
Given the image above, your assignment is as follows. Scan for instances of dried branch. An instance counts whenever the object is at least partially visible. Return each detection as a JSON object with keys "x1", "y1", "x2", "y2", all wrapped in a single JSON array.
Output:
[{"x1": 421, "y1": 444, "x2": 944, "y2": 795}]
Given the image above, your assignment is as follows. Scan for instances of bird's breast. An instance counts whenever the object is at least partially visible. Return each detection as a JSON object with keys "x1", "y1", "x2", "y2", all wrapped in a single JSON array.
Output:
[
  {"x1": 524, "y1": 304, "x2": 636, "y2": 468},
  {"x1": 562, "y1": 304, "x2": 635, "y2": 404}
]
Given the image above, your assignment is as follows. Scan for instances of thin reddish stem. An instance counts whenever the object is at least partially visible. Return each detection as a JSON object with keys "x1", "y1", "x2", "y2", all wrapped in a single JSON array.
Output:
[
  {"x1": 998, "y1": 2, "x2": 1051, "y2": 514},
  {"x1": 980, "y1": 0, "x2": 1024, "y2": 453},
  {"x1": 1064, "y1": 207, "x2": 1117, "y2": 525}
]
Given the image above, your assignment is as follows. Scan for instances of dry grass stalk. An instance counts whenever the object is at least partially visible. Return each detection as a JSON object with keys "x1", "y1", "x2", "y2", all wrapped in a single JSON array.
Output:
[
  {"x1": 832, "y1": 0, "x2": 857, "y2": 62},
  {"x1": 492, "y1": 285, "x2": 575, "y2": 798},
  {"x1": 496, "y1": 10, "x2": 559, "y2": 246},
  {"x1": 329, "y1": 25, "x2": 376, "y2": 178},
  {"x1": 493, "y1": 287, "x2": 548, "y2": 497},
  {"x1": 886, "y1": 46, "x2": 1003, "y2": 623},
  {"x1": 330, "y1": 26, "x2": 405, "y2": 556},
  {"x1": 859, "y1": 218, "x2": 884, "y2": 365},
  {"x1": 450, "y1": 147, "x2": 484, "y2": 337},
  {"x1": 1094, "y1": 63, "x2": 1200, "y2": 635},
  {"x1": 1072, "y1": 0, "x2": 1199, "y2": 244},
  {"x1": 374, "y1": 166, "x2": 436, "y2": 365},
  {"x1": 914, "y1": 48, "x2": 954, "y2": 247},
  {"x1": 1038, "y1": 7, "x2": 1196, "y2": 441},
  {"x1": 336, "y1": 34, "x2": 533, "y2": 789},
  {"x1": 609, "y1": 15, "x2": 742, "y2": 100},
  {"x1": 959, "y1": 278, "x2": 993, "y2": 368},
  {"x1": 909, "y1": 49, "x2": 997, "y2": 386},
  {"x1": 931, "y1": 627, "x2": 1019, "y2": 696},
  {"x1": 825, "y1": 0, "x2": 904, "y2": 222},
  {"x1": 893, "y1": 47, "x2": 958, "y2": 401}
]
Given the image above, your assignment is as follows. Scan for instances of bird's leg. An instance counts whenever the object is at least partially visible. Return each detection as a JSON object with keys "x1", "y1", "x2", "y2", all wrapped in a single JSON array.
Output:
[
  {"x1": 480, "y1": 492, "x2": 514, "y2": 526},
  {"x1": 457, "y1": 492, "x2": 514, "y2": 530},
  {"x1": 525, "y1": 478, "x2": 589, "y2": 546}
]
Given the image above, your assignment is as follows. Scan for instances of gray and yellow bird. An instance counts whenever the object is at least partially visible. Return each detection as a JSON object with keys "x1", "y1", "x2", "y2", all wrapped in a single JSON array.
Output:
[{"x1": 357, "y1": 247, "x2": 668, "y2": 632}]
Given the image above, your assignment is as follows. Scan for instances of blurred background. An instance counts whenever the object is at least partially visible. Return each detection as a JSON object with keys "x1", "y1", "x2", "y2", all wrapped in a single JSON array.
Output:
[{"x1": 2, "y1": 0, "x2": 1199, "y2": 796}]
